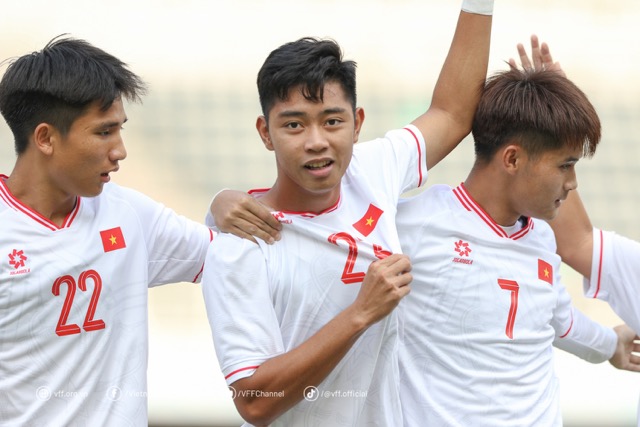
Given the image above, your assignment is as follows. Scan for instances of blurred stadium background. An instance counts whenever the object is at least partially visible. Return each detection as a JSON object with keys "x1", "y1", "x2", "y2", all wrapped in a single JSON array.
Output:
[{"x1": 1, "y1": 1, "x2": 639, "y2": 426}]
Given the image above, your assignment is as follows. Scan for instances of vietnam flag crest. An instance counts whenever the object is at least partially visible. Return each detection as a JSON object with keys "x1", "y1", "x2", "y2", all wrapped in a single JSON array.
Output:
[
  {"x1": 353, "y1": 204, "x2": 384, "y2": 237},
  {"x1": 538, "y1": 258, "x2": 553, "y2": 285},
  {"x1": 100, "y1": 227, "x2": 127, "y2": 253}
]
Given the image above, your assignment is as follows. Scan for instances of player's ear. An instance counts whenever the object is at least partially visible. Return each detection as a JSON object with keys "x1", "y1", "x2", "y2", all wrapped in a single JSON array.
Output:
[
  {"x1": 256, "y1": 115, "x2": 274, "y2": 151},
  {"x1": 502, "y1": 144, "x2": 522, "y2": 175},
  {"x1": 353, "y1": 107, "x2": 365, "y2": 144},
  {"x1": 33, "y1": 123, "x2": 57, "y2": 156}
]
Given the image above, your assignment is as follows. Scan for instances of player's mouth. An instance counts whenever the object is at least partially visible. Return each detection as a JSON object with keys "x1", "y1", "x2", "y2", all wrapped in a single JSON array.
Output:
[
  {"x1": 101, "y1": 167, "x2": 119, "y2": 182},
  {"x1": 304, "y1": 160, "x2": 333, "y2": 170}
]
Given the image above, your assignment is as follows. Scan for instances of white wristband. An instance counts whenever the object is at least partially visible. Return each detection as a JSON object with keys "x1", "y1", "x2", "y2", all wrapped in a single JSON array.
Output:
[{"x1": 461, "y1": 0, "x2": 494, "y2": 15}]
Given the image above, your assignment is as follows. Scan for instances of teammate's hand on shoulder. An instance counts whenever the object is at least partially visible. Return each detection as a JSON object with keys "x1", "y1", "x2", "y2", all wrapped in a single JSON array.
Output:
[{"x1": 211, "y1": 190, "x2": 282, "y2": 244}]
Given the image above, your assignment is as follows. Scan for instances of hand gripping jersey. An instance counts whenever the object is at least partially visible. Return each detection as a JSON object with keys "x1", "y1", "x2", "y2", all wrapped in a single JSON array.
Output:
[
  {"x1": 396, "y1": 184, "x2": 616, "y2": 427},
  {"x1": 0, "y1": 178, "x2": 212, "y2": 427},
  {"x1": 202, "y1": 126, "x2": 427, "y2": 427}
]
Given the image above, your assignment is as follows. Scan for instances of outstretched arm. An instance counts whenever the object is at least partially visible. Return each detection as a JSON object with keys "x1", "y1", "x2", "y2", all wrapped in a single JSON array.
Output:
[{"x1": 413, "y1": 1, "x2": 493, "y2": 169}]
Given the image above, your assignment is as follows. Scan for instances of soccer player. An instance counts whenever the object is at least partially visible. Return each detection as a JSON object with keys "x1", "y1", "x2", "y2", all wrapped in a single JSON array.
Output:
[
  {"x1": 0, "y1": 36, "x2": 278, "y2": 426},
  {"x1": 395, "y1": 39, "x2": 640, "y2": 426},
  {"x1": 201, "y1": 1, "x2": 493, "y2": 425}
]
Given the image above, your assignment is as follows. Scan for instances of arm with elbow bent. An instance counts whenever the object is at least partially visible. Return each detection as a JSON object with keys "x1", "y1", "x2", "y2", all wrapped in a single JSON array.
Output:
[
  {"x1": 548, "y1": 190, "x2": 594, "y2": 278},
  {"x1": 413, "y1": 2, "x2": 493, "y2": 169},
  {"x1": 232, "y1": 254, "x2": 412, "y2": 426}
]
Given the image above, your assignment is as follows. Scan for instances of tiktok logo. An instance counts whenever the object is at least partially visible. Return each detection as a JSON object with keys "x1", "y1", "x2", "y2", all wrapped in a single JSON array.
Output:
[{"x1": 304, "y1": 386, "x2": 319, "y2": 402}]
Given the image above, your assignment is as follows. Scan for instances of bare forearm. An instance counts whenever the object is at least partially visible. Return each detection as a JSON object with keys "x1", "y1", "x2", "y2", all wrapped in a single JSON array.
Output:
[
  {"x1": 548, "y1": 190, "x2": 594, "y2": 277},
  {"x1": 432, "y1": 11, "x2": 492, "y2": 129},
  {"x1": 232, "y1": 254, "x2": 411, "y2": 425},
  {"x1": 416, "y1": 9, "x2": 492, "y2": 169},
  {"x1": 233, "y1": 306, "x2": 368, "y2": 425}
]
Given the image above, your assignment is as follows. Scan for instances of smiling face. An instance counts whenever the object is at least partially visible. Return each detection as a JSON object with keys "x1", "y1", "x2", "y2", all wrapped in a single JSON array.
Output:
[
  {"x1": 512, "y1": 144, "x2": 581, "y2": 221},
  {"x1": 257, "y1": 81, "x2": 364, "y2": 212},
  {"x1": 47, "y1": 98, "x2": 128, "y2": 198}
]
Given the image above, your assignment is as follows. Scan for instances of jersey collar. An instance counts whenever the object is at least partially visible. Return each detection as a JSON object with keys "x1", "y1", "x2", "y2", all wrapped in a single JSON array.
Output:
[
  {"x1": 452, "y1": 183, "x2": 533, "y2": 240},
  {"x1": 0, "y1": 174, "x2": 81, "y2": 231}
]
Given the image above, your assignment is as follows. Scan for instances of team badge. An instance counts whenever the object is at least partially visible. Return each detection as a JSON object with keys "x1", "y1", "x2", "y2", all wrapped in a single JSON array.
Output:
[
  {"x1": 8, "y1": 249, "x2": 30, "y2": 275},
  {"x1": 8, "y1": 249, "x2": 27, "y2": 269},
  {"x1": 453, "y1": 239, "x2": 473, "y2": 265}
]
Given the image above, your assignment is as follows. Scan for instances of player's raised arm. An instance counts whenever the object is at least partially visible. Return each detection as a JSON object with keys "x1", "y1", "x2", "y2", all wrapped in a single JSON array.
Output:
[
  {"x1": 412, "y1": 0, "x2": 493, "y2": 169},
  {"x1": 548, "y1": 190, "x2": 594, "y2": 278}
]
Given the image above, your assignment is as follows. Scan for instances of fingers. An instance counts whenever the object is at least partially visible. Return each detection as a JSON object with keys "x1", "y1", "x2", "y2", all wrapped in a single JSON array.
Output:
[
  {"x1": 355, "y1": 254, "x2": 413, "y2": 323},
  {"x1": 227, "y1": 210, "x2": 281, "y2": 244},
  {"x1": 516, "y1": 43, "x2": 531, "y2": 70},
  {"x1": 530, "y1": 34, "x2": 543, "y2": 70}
]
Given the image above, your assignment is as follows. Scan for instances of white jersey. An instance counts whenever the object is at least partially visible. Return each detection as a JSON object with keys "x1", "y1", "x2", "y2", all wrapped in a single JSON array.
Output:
[
  {"x1": 202, "y1": 126, "x2": 427, "y2": 427},
  {"x1": 586, "y1": 228, "x2": 640, "y2": 333},
  {"x1": 0, "y1": 178, "x2": 212, "y2": 427},
  {"x1": 396, "y1": 184, "x2": 617, "y2": 427},
  {"x1": 585, "y1": 228, "x2": 640, "y2": 427}
]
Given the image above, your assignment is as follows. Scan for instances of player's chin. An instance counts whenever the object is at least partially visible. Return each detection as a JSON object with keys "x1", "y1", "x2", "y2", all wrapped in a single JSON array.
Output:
[
  {"x1": 542, "y1": 207, "x2": 560, "y2": 221},
  {"x1": 81, "y1": 183, "x2": 107, "y2": 198}
]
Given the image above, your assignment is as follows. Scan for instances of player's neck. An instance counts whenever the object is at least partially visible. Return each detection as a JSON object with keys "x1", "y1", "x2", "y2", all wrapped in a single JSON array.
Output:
[
  {"x1": 260, "y1": 183, "x2": 340, "y2": 214},
  {"x1": 5, "y1": 166, "x2": 78, "y2": 227},
  {"x1": 463, "y1": 170, "x2": 521, "y2": 228}
]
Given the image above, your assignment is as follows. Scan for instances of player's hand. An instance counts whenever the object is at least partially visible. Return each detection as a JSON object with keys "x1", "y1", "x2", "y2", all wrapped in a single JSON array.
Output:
[
  {"x1": 609, "y1": 324, "x2": 640, "y2": 372},
  {"x1": 507, "y1": 34, "x2": 566, "y2": 78},
  {"x1": 211, "y1": 190, "x2": 282, "y2": 244},
  {"x1": 351, "y1": 254, "x2": 412, "y2": 327}
]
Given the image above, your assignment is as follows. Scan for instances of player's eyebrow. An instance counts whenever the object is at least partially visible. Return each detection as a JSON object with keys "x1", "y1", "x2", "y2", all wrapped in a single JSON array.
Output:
[
  {"x1": 99, "y1": 117, "x2": 128, "y2": 128},
  {"x1": 277, "y1": 107, "x2": 348, "y2": 119}
]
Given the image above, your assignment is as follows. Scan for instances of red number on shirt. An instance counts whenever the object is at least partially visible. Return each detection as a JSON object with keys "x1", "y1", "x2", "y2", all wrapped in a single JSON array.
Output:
[
  {"x1": 498, "y1": 279, "x2": 520, "y2": 339},
  {"x1": 78, "y1": 270, "x2": 106, "y2": 332},
  {"x1": 52, "y1": 270, "x2": 106, "y2": 336},
  {"x1": 52, "y1": 275, "x2": 82, "y2": 336},
  {"x1": 328, "y1": 232, "x2": 391, "y2": 284}
]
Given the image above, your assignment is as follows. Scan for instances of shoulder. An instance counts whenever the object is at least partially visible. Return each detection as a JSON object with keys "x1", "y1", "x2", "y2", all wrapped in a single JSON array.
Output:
[
  {"x1": 529, "y1": 218, "x2": 557, "y2": 252},
  {"x1": 95, "y1": 182, "x2": 166, "y2": 213},
  {"x1": 398, "y1": 184, "x2": 453, "y2": 217}
]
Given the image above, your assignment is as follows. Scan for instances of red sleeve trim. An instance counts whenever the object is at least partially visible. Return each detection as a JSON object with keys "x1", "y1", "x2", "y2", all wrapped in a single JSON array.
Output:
[
  {"x1": 559, "y1": 310, "x2": 574, "y2": 338},
  {"x1": 225, "y1": 365, "x2": 260, "y2": 380},
  {"x1": 593, "y1": 229, "x2": 604, "y2": 299},
  {"x1": 404, "y1": 127, "x2": 424, "y2": 187}
]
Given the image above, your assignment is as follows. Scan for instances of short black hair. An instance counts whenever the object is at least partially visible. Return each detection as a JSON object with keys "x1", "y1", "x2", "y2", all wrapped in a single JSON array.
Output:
[
  {"x1": 0, "y1": 35, "x2": 147, "y2": 154},
  {"x1": 257, "y1": 37, "x2": 357, "y2": 118},
  {"x1": 472, "y1": 67, "x2": 601, "y2": 162}
]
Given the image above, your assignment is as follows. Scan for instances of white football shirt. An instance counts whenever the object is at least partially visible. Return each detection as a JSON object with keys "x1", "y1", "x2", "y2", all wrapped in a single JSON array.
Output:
[
  {"x1": 0, "y1": 178, "x2": 212, "y2": 426},
  {"x1": 584, "y1": 228, "x2": 640, "y2": 427},
  {"x1": 202, "y1": 125, "x2": 427, "y2": 427},
  {"x1": 585, "y1": 228, "x2": 640, "y2": 333},
  {"x1": 396, "y1": 184, "x2": 616, "y2": 427}
]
